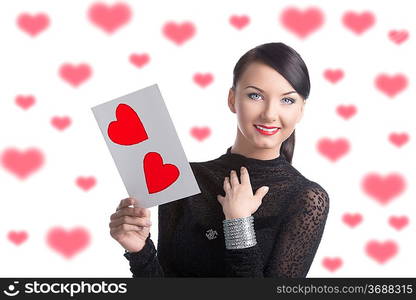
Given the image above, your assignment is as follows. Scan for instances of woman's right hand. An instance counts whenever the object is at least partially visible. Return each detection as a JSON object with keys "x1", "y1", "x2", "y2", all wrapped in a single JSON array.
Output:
[{"x1": 109, "y1": 197, "x2": 152, "y2": 253}]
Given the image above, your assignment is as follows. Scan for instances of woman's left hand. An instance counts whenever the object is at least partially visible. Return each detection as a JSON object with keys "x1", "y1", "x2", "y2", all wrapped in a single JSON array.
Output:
[{"x1": 217, "y1": 166, "x2": 269, "y2": 220}]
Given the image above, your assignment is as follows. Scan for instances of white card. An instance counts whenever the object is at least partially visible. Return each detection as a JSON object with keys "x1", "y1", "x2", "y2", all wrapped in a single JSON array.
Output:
[{"x1": 91, "y1": 83, "x2": 201, "y2": 208}]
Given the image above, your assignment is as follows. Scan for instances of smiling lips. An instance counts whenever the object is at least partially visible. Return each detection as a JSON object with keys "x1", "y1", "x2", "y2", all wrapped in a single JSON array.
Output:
[{"x1": 254, "y1": 124, "x2": 280, "y2": 135}]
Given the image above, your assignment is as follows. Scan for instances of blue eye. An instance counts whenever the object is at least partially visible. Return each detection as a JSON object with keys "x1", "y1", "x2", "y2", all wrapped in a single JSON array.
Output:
[
  {"x1": 282, "y1": 97, "x2": 295, "y2": 104},
  {"x1": 247, "y1": 93, "x2": 295, "y2": 104},
  {"x1": 247, "y1": 92, "x2": 262, "y2": 101}
]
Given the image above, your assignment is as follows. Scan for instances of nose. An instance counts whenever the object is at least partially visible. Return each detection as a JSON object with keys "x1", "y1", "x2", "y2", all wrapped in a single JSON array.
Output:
[{"x1": 260, "y1": 101, "x2": 279, "y2": 123}]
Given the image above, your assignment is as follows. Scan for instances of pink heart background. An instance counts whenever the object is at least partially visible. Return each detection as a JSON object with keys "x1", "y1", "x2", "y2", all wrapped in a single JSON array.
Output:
[{"x1": 1, "y1": 1, "x2": 414, "y2": 277}]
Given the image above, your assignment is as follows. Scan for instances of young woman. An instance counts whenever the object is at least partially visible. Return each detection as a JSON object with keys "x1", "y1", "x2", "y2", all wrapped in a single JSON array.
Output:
[{"x1": 109, "y1": 42, "x2": 330, "y2": 277}]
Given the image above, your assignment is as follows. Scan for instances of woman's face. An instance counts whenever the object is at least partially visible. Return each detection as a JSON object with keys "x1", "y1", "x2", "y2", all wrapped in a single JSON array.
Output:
[{"x1": 228, "y1": 61, "x2": 305, "y2": 155}]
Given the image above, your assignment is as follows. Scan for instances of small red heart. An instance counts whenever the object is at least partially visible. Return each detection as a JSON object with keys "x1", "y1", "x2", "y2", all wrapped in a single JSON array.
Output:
[
  {"x1": 336, "y1": 105, "x2": 356, "y2": 120},
  {"x1": 59, "y1": 63, "x2": 92, "y2": 87},
  {"x1": 1, "y1": 147, "x2": 44, "y2": 179},
  {"x1": 388, "y1": 132, "x2": 409, "y2": 147},
  {"x1": 229, "y1": 15, "x2": 250, "y2": 30},
  {"x1": 129, "y1": 53, "x2": 150, "y2": 68},
  {"x1": 375, "y1": 73, "x2": 408, "y2": 98},
  {"x1": 51, "y1": 116, "x2": 71, "y2": 130},
  {"x1": 193, "y1": 73, "x2": 213, "y2": 88},
  {"x1": 365, "y1": 240, "x2": 398, "y2": 264},
  {"x1": 323, "y1": 69, "x2": 344, "y2": 83},
  {"x1": 17, "y1": 13, "x2": 49, "y2": 37},
  {"x1": 280, "y1": 6, "x2": 324, "y2": 39},
  {"x1": 46, "y1": 226, "x2": 90, "y2": 259},
  {"x1": 107, "y1": 103, "x2": 149, "y2": 146},
  {"x1": 76, "y1": 176, "x2": 96, "y2": 191},
  {"x1": 388, "y1": 30, "x2": 409, "y2": 45},
  {"x1": 8, "y1": 230, "x2": 28, "y2": 245},
  {"x1": 388, "y1": 216, "x2": 408, "y2": 231},
  {"x1": 143, "y1": 152, "x2": 180, "y2": 194},
  {"x1": 190, "y1": 126, "x2": 211, "y2": 142},
  {"x1": 162, "y1": 21, "x2": 196, "y2": 45},
  {"x1": 316, "y1": 137, "x2": 350, "y2": 162},
  {"x1": 88, "y1": 2, "x2": 131, "y2": 34},
  {"x1": 322, "y1": 257, "x2": 342, "y2": 272},
  {"x1": 361, "y1": 172, "x2": 405, "y2": 206},
  {"x1": 15, "y1": 95, "x2": 36, "y2": 110},
  {"x1": 342, "y1": 11, "x2": 375, "y2": 35},
  {"x1": 342, "y1": 213, "x2": 362, "y2": 228}
]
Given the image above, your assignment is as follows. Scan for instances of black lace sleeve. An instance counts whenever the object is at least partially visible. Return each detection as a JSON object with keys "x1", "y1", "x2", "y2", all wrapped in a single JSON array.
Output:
[
  {"x1": 123, "y1": 232, "x2": 165, "y2": 277},
  {"x1": 264, "y1": 181, "x2": 330, "y2": 277},
  {"x1": 123, "y1": 199, "x2": 183, "y2": 277}
]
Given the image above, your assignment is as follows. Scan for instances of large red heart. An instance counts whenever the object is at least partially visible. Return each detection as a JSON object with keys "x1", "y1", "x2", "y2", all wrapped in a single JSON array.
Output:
[
  {"x1": 143, "y1": 152, "x2": 180, "y2": 194},
  {"x1": 107, "y1": 103, "x2": 148, "y2": 145}
]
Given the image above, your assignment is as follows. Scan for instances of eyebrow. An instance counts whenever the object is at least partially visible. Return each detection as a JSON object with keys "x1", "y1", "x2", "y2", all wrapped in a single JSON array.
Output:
[{"x1": 245, "y1": 85, "x2": 297, "y2": 96}]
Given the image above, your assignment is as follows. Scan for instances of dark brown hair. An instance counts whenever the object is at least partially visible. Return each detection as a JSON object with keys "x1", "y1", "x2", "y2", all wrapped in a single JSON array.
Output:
[{"x1": 230, "y1": 42, "x2": 311, "y2": 164}]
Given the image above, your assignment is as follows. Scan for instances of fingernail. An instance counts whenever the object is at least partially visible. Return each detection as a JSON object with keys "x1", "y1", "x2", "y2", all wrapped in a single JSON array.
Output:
[{"x1": 263, "y1": 186, "x2": 269, "y2": 191}]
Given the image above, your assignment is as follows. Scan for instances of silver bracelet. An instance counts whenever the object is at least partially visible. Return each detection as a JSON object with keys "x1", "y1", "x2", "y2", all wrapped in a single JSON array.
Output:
[{"x1": 223, "y1": 215, "x2": 257, "y2": 249}]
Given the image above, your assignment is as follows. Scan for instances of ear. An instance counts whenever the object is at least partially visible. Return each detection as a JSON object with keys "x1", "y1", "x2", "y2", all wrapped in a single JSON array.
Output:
[
  {"x1": 228, "y1": 88, "x2": 236, "y2": 114},
  {"x1": 296, "y1": 100, "x2": 305, "y2": 123}
]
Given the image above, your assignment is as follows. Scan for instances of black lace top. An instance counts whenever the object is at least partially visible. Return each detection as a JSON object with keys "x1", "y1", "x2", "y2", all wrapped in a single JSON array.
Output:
[{"x1": 123, "y1": 146, "x2": 330, "y2": 277}]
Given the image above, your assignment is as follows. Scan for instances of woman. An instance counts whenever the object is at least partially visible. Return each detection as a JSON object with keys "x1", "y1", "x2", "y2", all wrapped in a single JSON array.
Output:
[{"x1": 109, "y1": 42, "x2": 330, "y2": 277}]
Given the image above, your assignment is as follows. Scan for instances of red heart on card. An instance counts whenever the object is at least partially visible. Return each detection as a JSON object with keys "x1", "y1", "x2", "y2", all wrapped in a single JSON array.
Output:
[
  {"x1": 8, "y1": 230, "x2": 28, "y2": 245},
  {"x1": 46, "y1": 226, "x2": 90, "y2": 259},
  {"x1": 144, "y1": 152, "x2": 180, "y2": 194},
  {"x1": 107, "y1": 103, "x2": 148, "y2": 145}
]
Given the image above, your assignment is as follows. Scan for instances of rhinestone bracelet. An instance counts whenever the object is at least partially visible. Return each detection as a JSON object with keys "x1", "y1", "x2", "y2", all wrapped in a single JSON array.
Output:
[{"x1": 223, "y1": 215, "x2": 257, "y2": 249}]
